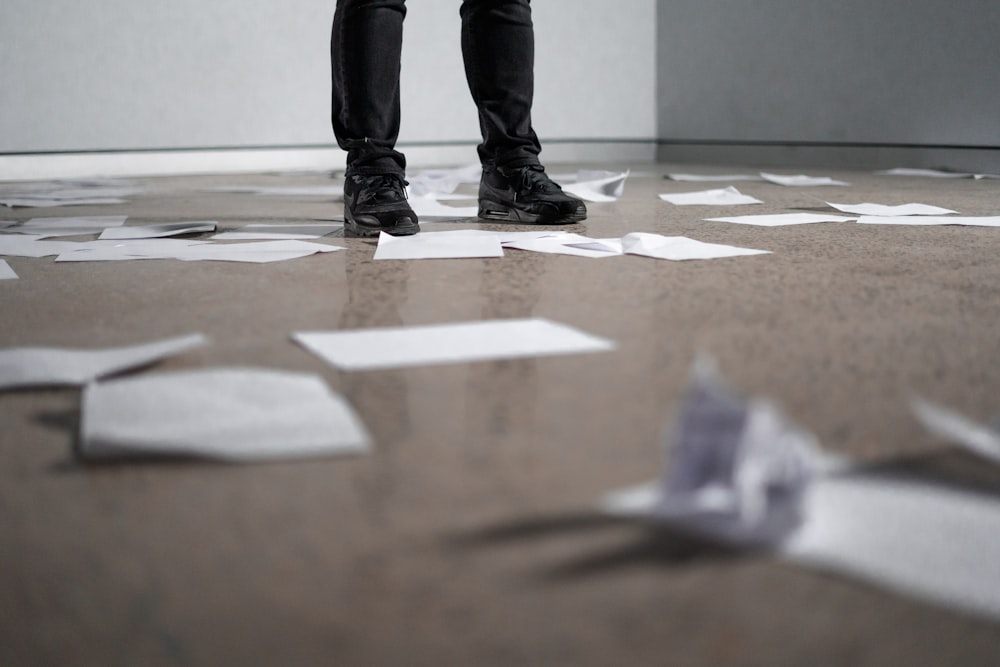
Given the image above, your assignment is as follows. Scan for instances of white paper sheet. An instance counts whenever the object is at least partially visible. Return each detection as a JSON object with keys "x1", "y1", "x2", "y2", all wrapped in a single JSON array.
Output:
[
  {"x1": 855, "y1": 216, "x2": 1000, "y2": 227},
  {"x1": 425, "y1": 192, "x2": 477, "y2": 201},
  {"x1": 437, "y1": 229, "x2": 569, "y2": 245},
  {"x1": 503, "y1": 233, "x2": 623, "y2": 258},
  {"x1": 622, "y1": 233, "x2": 770, "y2": 261},
  {"x1": 0, "y1": 197, "x2": 127, "y2": 208},
  {"x1": 659, "y1": 186, "x2": 763, "y2": 206},
  {"x1": 211, "y1": 223, "x2": 343, "y2": 240},
  {"x1": 0, "y1": 334, "x2": 207, "y2": 390},
  {"x1": 373, "y1": 230, "x2": 503, "y2": 260},
  {"x1": 0, "y1": 259, "x2": 17, "y2": 280},
  {"x1": 666, "y1": 173, "x2": 765, "y2": 183},
  {"x1": 875, "y1": 168, "x2": 973, "y2": 179},
  {"x1": 98, "y1": 221, "x2": 217, "y2": 240},
  {"x1": 293, "y1": 317, "x2": 615, "y2": 371},
  {"x1": 406, "y1": 164, "x2": 482, "y2": 197},
  {"x1": 1, "y1": 235, "x2": 101, "y2": 258},
  {"x1": 80, "y1": 367, "x2": 370, "y2": 462},
  {"x1": 562, "y1": 170, "x2": 629, "y2": 202},
  {"x1": 603, "y1": 472, "x2": 1000, "y2": 621},
  {"x1": 703, "y1": 213, "x2": 856, "y2": 226},
  {"x1": 4, "y1": 215, "x2": 129, "y2": 238},
  {"x1": 781, "y1": 474, "x2": 1000, "y2": 622},
  {"x1": 21, "y1": 187, "x2": 142, "y2": 200},
  {"x1": 826, "y1": 202, "x2": 958, "y2": 216},
  {"x1": 172, "y1": 240, "x2": 344, "y2": 263},
  {"x1": 53, "y1": 239, "x2": 213, "y2": 262},
  {"x1": 205, "y1": 185, "x2": 344, "y2": 199},
  {"x1": 562, "y1": 238, "x2": 625, "y2": 255},
  {"x1": 56, "y1": 239, "x2": 341, "y2": 263},
  {"x1": 910, "y1": 397, "x2": 1000, "y2": 465},
  {"x1": 760, "y1": 172, "x2": 849, "y2": 187},
  {"x1": 408, "y1": 195, "x2": 480, "y2": 221}
]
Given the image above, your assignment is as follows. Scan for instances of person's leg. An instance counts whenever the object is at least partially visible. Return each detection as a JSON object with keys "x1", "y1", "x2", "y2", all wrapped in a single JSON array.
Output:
[
  {"x1": 459, "y1": 0, "x2": 539, "y2": 170},
  {"x1": 332, "y1": 0, "x2": 418, "y2": 236},
  {"x1": 460, "y1": 0, "x2": 586, "y2": 224},
  {"x1": 331, "y1": 0, "x2": 407, "y2": 176}
]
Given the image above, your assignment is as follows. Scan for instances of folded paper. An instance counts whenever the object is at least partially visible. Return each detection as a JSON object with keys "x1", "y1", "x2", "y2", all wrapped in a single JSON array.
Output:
[
  {"x1": 622, "y1": 233, "x2": 770, "y2": 261},
  {"x1": 659, "y1": 186, "x2": 763, "y2": 206}
]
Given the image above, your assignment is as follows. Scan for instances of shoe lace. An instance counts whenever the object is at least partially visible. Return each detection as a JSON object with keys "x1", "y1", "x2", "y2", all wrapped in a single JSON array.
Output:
[
  {"x1": 354, "y1": 174, "x2": 408, "y2": 205},
  {"x1": 511, "y1": 165, "x2": 563, "y2": 197}
]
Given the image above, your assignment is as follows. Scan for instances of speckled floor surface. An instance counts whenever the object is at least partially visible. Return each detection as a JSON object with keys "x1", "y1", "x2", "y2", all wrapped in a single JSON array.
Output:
[{"x1": 2, "y1": 162, "x2": 1000, "y2": 666}]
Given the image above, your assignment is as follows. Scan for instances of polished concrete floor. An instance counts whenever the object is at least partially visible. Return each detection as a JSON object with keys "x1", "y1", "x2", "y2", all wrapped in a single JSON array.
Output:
[{"x1": 2, "y1": 162, "x2": 1000, "y2": 666}]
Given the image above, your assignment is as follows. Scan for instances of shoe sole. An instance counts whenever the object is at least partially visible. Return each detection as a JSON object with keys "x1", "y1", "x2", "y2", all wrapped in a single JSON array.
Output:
[
  {"x1": 344, "y1": 209, "x2": 420, "y2": 238},
  {"x1": 478, "y1": 200, "x2": 587, "y2": 225}
]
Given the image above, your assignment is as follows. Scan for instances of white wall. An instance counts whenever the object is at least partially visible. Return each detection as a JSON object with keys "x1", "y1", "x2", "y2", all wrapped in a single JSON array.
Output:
[
  {"x1": 656, "y1": 0, "x2": 1000, "y2": 170},
  {"x1": 0, "y1": 0, "x2": 657, "y2": 155}
]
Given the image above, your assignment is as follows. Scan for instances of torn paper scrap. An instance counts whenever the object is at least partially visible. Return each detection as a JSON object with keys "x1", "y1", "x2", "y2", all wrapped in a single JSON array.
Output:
[
  {"x1": 910, "y1": 397, "x2": 1000, "y2": 465},
  {"x1": 0, "y1": 259, "x2": 17, "y2": 280},
  {"x1": 760, "y1": 173, "x2": 849, "y2": 187},
  {"x1": 659, "y1": 186, "x2": 763, "y2": 206},
  {"x1": 781, "y1": 474, "x2": 1000, "y2": 622},
  {"x1": 373, "y1": 230, "x2": 503, "y2": 260},
  {"x1": 855, "y1": 216, "x2": 1000, "y2": 227},
  {"x1": 666, "y1": 173, "x2": 765, "y2": 183},
  {"x1": 293, "y1": 317, "x2": 615, "y2": 371},
  {"x1": 80, "y1": 367, "x2": 370, "y2": 462},
  {"x1": 98, "y1": 221, "x2": 217, "y2": 240},
  {"x1": 0, "y1": 334, "x2": 207, "y2": 390},
  {"x1": 211, "y1": 223, "x2": 343, "y2": 240},
  {"x1": 601, "y1": 358, "x2": 824, "y2": 546},
  {"x1": 703, "y1": 213, "x2": 855, "y2": 226},
  {"x1": 407, "y1": 195, "x2": 479, "y2": 221},
  {"x1": 826, "y1": 202, "x2": 958, "y2": 216},
  {"x1": 5, "y1": 215, "x2": 129, "y2": 237},
  {"x1": 562, "y1": 170, "x2": 629, "y2": 202},
  {"x1": 622, "y1": 233, "x2": 770, "y2": 261}
]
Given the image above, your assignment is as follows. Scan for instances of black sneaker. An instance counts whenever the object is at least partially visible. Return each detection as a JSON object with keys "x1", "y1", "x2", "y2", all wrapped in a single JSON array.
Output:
[
  {"x1": 343, "y1": 173, "x2": 420, "y2": 237},
  {"x1": 478, "y1": 165, "x2": 587, "y2": 224}
]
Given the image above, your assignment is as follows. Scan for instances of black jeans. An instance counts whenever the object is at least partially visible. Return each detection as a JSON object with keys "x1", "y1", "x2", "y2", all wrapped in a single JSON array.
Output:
[{"x1": 331, "y1": 0, "x2": 541, "y2": 177}]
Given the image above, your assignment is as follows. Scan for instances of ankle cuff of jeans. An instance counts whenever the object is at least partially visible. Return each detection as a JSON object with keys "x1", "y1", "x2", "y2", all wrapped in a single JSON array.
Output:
[{"x1": 346, "y1": 164, "x2": 406, "y2": 179}]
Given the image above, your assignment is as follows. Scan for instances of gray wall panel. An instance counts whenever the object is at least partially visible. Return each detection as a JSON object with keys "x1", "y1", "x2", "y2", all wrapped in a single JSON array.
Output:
[
  {"x1": 0, "y1": 0, "x2": 657, "y2": 154},
  {"x1": 656, "y1": 0, "x2": 1000, "y2": 147}
]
